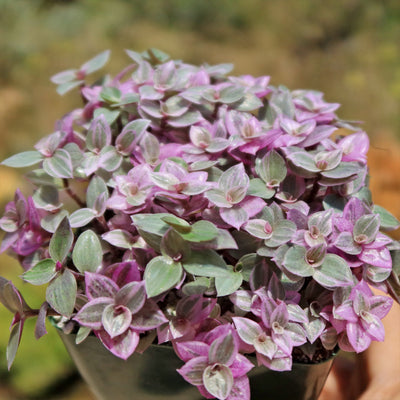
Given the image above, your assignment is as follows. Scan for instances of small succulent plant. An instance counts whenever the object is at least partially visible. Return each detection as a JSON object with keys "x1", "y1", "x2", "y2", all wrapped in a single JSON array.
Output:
[{"x1": 1, "y1": 49, "x2": 399, "y2": 400}]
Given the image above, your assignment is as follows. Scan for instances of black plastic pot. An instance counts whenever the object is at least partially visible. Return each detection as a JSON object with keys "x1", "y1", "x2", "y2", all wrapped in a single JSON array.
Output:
[{"x1": 58, "y1": 331, "x2": 335, "y2": 400}]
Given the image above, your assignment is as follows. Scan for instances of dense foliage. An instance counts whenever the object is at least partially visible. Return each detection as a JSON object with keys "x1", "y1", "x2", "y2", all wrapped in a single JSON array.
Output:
[{"x1": 0, "y1": 49, "x2": 399, "y2": 400}]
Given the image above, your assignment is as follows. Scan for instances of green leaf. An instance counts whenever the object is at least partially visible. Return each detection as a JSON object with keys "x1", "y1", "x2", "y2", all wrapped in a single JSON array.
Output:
[
  {"x1": 116, "y1": 119, "x2": 150, "y2": 154},
  {"x1": 353, "y1": 214, "x2": 380, "y2": 243},
  {"x1": 161, "y1": 215, "x2": 192, "y2": 233},
  {"x1": 208, "y1": 229, "x2": 238, "y2": 250},
  {"x1": 81, "y1": 50, "x2": 110, "y2": 74},
  {"x1": 323, "y1": 194, "x2": 346, "y2": 212},
  {"x1": 76, "y1": 326, "x2": 92, "y2": 344},
  {"x1": 265, "y1": 220, "x2": 297, "y2": 248},
  {"x1": 43, "y1": 149, "x2": 73, "y2": 178},
  {"x1": 72, "y1": 230, "x2": 103, "y2": 273},
  {"x1": 64, "y1": 143, "x2": 83, "y2": 168},
  {"x1": 131, "y1": 213, "x2": 170, "y2": 236},
  {"x1": 41, "y1": 210, "x2": 69, "y2": 233},
  {"x1": 247, "y1": 178, "x2": 275, "y2": 199},
  {"x1": 373, "y1": 205, "x2": 400, "y2": 231},
  {"x1": 101, "y1": 229, "x2": 136, "y2": 250},
  {"x1": 49, "y1": 217, "x2": 73, "y2": 262},
  {"x1": 99, "y1": 146, "x2": 123, "y2": 172},
  {"x1": 234, "y1": 92, "x2": 263, "y2": 112},
  {"x1": 56, "y1": 80, "x2": 83, "y2": 95},
  {"x1": 320, "y1": 162, "x2": 360, "y2": 179},
  {"x1": 46, "y1": 269, "x2": 77, "y2": 317},
  {"x1": 145, "y1": 48, "x2": 170, "y2": 64},
  {"x1": 144, "y1": 256, "x2": 183, "y2": 298},
  {"x1": 283, "y1": 246, "x2": 314, "y2": 277},
  {"x1": 111, "y1": 93, "x2": 140, "y2": 107},
  {"x1": 160, "y1": 229, "x2": 191, "y2": 260},
  {"x1": 182, "y1": 277, "x2": 211, "y2": 296},
  {"x1": 100, "y1": 87, "x2": 122, "y2": 104},
  {"x1": 7, "y1": 321, "x2": 23, "y2": 370},
  {"x1": 93, "y1": 108, "x2": 120, "y2": 125},
  {"x1": 313, "y1": 254, "x2": 354, "y2": 289},
  {"x1": 177, "y1": 220, "x2": 219, "y2": 242},
  {"x1": 22, "y1": 259, "x2": 56, "y2": 285},
  {"x1": 86, "y1": 115, "x2": 111, "y2": 152},
  {"x1": 219, "y1": 86, "x2": 245, "y2": 104},
  {"x1": 215, "y1": 270, "x2": 243, "y2": 297},
  {"x1": 235, "y1": 253, "x2": 259, "y2": 281},
  {"x1": 50, "y1": 69, "x2": 77, "y2": 84},
  {"x1": 69, "y1": 208, "x2": 97, "y2": 228},
  {"x1": 183, "y1": 249, "x2": 229, "y2": 278},
  {"x1": 26, "y1": 169, "x2": 63, "y2": 187},
  {"x1": 2, "y1": 151, "x2": 43, "y2": 168},
  {"x1": 87, "y1": 176, "x2": 109, "y2": 209},
  {"x1": 256, "y1": 150, "x2": 287, "y2": 186},
  {"x1": 168, "y1": 111, "x2": 203, "y2": 128},
  {"x1": 32, "y1": 185, "x2": 61, "y2": 211}
]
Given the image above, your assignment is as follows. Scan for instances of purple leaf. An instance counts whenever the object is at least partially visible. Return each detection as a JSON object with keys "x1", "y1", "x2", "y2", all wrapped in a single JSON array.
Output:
[
  {"x1": 74, "y1": 297, "x2": 113, "y2": 328},
  {"x1": 220, "y1": 206, "x2": 248, "y2": 230},
  {"x1": 177, "y1": 356, "x2": 208, "y2": 386},
  {"x1": 130, "y1": 301, "x2": 168, "y2": 330},
  {"x1": 35, "y1": 302, "x2": 48, "y2": 339},
  {"x1": 175, "y1": 341, "x2": 210, "y2": 362},
  {"x1": 209, "y1": 333, "x2": 237, "y2": 366},
  {"x1": 229, "y1": 354, "x2": 254, "y2": 378},
  {"x1": 85, "y1": 272, "x2": 119, "y2": 300},
  {"x1": 97, "y1": 328, "x2": 139, "y2": 360},
  {"x1": 0, "y1": 278, "x2": 30, "y2": 314},
  {"x1": 219, "y1": 164, "x2": 249, "y2": 195},
  {"x1": 346, "y1": 322, "x2": 371, "y2": 353},
  {"x1": 105, "y1": 261, "x2": 141, "y2": 287},
  {"x1": 360, "y1": 312, "x2": 384, "y2": 341},
  {"x1": 369, "y1": 295, "x2": 393, "y2": 319},
  {"x1": 115, "y1": 282, "x2": 146, "y2": 314},
  {"x1": 334, "y1": 232, "x2": 362, "y2": 255},
  {"x1": 232, "y1": 317, "x2": 262, "y2": 344},
  {"x1": 359, "y1": 247, "x2": 392, "y2": 269},
  {"x1": 227, "y1": 375, "x2": 251, "y2": 400}
]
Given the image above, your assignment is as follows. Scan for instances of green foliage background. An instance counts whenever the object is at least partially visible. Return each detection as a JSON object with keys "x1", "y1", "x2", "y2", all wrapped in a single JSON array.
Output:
[{"x1": 0, "y1": 0, "x2": 399, "y2": 398}]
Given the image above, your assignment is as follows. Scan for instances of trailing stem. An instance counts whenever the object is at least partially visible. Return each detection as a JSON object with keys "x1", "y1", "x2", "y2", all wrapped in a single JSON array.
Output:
[{"x1": 62, "y1": 179, "x2": 86, "y2": 208}]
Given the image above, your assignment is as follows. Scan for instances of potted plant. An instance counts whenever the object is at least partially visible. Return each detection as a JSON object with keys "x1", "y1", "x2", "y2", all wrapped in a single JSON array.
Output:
[{"x1": 0, "y1": 49, "x2": 399, "y2": 400}]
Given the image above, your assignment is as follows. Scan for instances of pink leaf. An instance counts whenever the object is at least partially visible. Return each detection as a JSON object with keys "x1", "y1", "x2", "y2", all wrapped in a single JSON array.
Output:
[{"x1": 97, "y1": 328, "x2": 139, "y2": 360}]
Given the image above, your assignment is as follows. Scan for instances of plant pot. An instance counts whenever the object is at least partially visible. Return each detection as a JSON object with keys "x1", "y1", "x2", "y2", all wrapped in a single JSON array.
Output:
[{"x1": 58, "y1": 330, "x2": 335, "y2": 400}]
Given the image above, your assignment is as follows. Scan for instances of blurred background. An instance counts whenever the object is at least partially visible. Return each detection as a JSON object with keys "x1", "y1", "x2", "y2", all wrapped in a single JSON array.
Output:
[{"x1": 0, "y1": 0, "x2": 399, "y2": 398}]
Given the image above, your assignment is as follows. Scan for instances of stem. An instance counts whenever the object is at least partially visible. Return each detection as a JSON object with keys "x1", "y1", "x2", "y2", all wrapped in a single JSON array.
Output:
[
  {"x1": 212, "y1": 102, "x2": 220, "y2": 120},
  {"x1": 96, "y1": 215, "x2": 109, "y2": 233},
  {"x1": 305, "y1": 178, "x2": 320, "y2": 203},
  {"x1": 63, "y1": 179, "x2": 86, "y2": 208}
]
